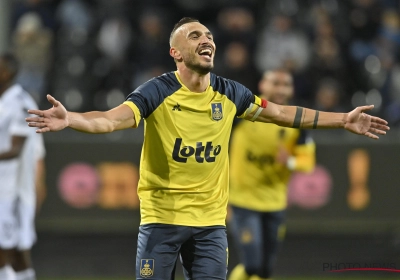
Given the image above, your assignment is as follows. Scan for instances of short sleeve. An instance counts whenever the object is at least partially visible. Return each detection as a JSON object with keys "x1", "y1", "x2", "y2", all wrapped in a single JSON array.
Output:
[
  {"x1": 123, "y1": 73, "x2": 182, "y2": 126},
  {"x1": 10, "y1": 105, "x2": 31, "y2": 137},
  {"x1": 231, "y1": 82, "x2": 254, "y2": 118},
  {"x1": 122, "y1": 101, "x2": 142, "y2": 127},
  {"x1": 125, "y1": 79, "x2": 160, "y2": 120}
]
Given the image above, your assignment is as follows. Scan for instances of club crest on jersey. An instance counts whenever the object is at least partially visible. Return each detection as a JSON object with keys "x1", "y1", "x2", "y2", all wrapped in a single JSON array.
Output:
[
  {"x1": 211, "y1": 103, "x2": 223, "y2": 121},
  {"x1": 140, "y1": 259, "x2": 154, "y2": 278}
]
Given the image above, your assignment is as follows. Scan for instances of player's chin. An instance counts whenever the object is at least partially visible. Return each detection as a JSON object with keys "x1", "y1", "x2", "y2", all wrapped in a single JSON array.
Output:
[{"x1": 201, "y1": 61, "x2": 214, "y2": 71}]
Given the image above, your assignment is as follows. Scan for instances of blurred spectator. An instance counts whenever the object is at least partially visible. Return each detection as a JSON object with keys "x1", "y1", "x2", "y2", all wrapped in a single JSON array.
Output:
[
  {"x1": 13, "y1": 11, "x2": 53, "y2": 103},
  {"x1": 130, "y1": 10, "x2": 174, "y2": 88},
  {"x1": 216, "y1": 41, "x2": 260, "y2": 94},
  {"x1": 255, "y1": 14, "x2": 311, "y2": 74},
  {"x1": 7, "y1": 0, "x2": 400, "y2": 123},
  {"x1": 51, "y1": 0, "x2": 97, "y2": 111},
  {"x1": 305, "y1": 1, "x2": 351, "y2": 43},
  {"x1": 313, "y1": 78, "x2": 348, "y2": 112},
  {"x1": 371, "y1": 10, "x2": 400, "y2": 126},
  {"x1": 349, "y1": 0, "x2": 382, "y2": 42},
  {"x1": 95, "y1": 0, "x2": 136, "y2": 18},
  {"x1": 378, "y1": 9, "x2": 400, "y2": 60},
  {"x1": 56, "y1": 0, "x2": 94, "y2": 32},
  {"x1": 97, "y1": 17, "x2": 133, "y2": 66},
  {"x1": 12, "y1": 0, "x2": 57, "y2": 31},
  {"x1": 216, "y1": 6, "x2": 257, "y2": 52},
  {"x1": 94, "y1": 16, "x2": 134, "y2": 106},
  {"x1": 306, "y1": 12, "x2": 353, "y2": 107},
  {"x1": 347, "y1": 9, "x2": 400, "y2": 121},
  {"x1": 385, "y1": 96, "x2": 400, "y2": 127},
  {"x1": 375, "y1": 10, "x2": 400, "y2": 110},
  {"x1": 346, "y1": 0, "x2": 382, "y2": 95},
  {"x1": 131, "y1": 66, "x2": 168, "y2": 90},
  {"x1": 348, "y1": 0, "x2": 382, "y2": 64},
  {"x1": 172, "y1": 0, "x2": 225, "y2": 15},
  {"x1": 311, "y1": 21, "x2": 346, "y2": 80},
  {"x1": 132, "y1": 10, "x2": 173, "y2": 71},
  {"x1": 262, "y1": 0, "x2": 301, "y2": 19}
]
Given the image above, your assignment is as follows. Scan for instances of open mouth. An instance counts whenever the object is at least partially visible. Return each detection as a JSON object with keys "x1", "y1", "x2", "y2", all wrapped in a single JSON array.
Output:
[{"x1": 198, "y1": 48, "x2": 212, "y2": 58}]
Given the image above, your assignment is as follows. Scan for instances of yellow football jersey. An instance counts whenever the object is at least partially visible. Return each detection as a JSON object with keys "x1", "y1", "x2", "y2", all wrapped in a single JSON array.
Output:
[
  {"x1": 229, "y1": 121, "x2": 316, "y2": 212},
  {"x1": 123, "y1": 71, "x2": 256, "y2": 226}
]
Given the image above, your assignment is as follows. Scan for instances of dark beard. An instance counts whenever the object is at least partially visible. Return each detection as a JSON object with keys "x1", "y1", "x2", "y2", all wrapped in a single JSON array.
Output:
[{"x1": 185, "y1": 58, "x2": 213, "y2": 75}]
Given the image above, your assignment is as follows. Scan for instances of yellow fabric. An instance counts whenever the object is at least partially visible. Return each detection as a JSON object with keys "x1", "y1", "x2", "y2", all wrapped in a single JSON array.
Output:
[
  {"x1": 229, "y1": 121, "x2": 315, "y2": 212},
  {"x1": 278, "y1": 224, "x2": 286, "y2": 241},
  {"x1": 291, "y1": 144, "x2": 316, "y2": 172},
  {"x1": 239, "y1": 95, "x2": 264, "y2": 118},
  {"x1": 253, "y1": 95, "x2": 264, "y2": 106},
  {"x1": 249, "y1": 276, "x2": 272, "y2": 280},
  {"x1": 229, "y1": 264, "x2": 250, "y2": 280},
  {"x1": 122, "y1": 101, "x2": 141, "y2": 128},
  {"x1": 125, "y1": 73, "x2": 250, "y2": 226}
]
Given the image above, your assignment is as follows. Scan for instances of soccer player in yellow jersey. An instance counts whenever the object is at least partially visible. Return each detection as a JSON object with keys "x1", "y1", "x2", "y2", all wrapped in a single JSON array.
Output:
[
  {"x1": 26, "y1": 17, "x2": 389, "y2": 279},
  {"x1": 228, "y1": 69, "x2": 315, "y2": 280}
]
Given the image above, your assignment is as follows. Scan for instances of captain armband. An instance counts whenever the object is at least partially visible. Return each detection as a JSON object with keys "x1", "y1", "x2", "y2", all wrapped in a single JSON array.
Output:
[{"x1": 243, "y1": 96, "x2": 268, "y2": 122}]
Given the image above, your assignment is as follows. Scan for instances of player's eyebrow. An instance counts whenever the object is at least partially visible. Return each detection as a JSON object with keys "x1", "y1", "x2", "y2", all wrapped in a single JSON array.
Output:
[{"x1": 187, "y1": 30, "x2": 213, "y2": 38}]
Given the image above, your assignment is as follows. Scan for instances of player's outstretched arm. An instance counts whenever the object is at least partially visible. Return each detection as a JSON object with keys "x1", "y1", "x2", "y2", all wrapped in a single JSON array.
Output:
[
  {"x1": 26, "y1": 94, "x2": 136, "y2": 134},
  {"x1": 248, "y1": 102, "x2": 389, "y2": 139}
]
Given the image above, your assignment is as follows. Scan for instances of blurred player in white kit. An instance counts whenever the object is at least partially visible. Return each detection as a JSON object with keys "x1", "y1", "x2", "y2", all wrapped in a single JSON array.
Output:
[{"x1": 0, "y1": 53, "x2": 45, "y2": 280}]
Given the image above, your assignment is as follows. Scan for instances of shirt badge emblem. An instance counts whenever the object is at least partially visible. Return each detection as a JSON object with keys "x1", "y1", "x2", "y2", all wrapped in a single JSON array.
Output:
[{"x1": 211, "y1": 103, "x2": 223, "y2": 121}]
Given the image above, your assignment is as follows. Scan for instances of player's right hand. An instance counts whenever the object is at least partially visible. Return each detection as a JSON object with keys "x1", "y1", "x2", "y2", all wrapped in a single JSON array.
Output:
[{"x1": 26, "y1": 94, "x2": 69, "y2": 133}]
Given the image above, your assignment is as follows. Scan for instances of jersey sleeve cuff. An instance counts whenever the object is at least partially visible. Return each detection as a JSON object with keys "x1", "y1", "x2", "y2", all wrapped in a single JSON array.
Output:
[
  {"x1": 239, "y1": 95, "x2": 268, "y2": 119},
  {"x1": 10, "y1": 127, "x2": 31, "y2": 137},
  {"x1": 123, "y1": 101, "x2": 142, "y2": 128}
]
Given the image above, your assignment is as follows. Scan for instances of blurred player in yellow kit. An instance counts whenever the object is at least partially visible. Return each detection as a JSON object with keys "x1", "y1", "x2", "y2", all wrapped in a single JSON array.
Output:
[{"x1": 229, "y1": 69, "x2": 316, "y2": 280}]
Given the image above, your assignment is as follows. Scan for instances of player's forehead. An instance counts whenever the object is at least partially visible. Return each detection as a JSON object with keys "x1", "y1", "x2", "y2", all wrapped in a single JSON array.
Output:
[
  {"x1": 176, "y1": 22, "x2": 211, "y2": 38},
  {"x1": 265, "y1": 71, "x2": 292, "y2": 84}
]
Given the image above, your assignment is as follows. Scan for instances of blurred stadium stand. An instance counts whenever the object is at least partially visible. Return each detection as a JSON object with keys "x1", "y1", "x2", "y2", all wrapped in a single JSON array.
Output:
[
  {"x1": 3, "y1": 0, "x2": 400, "y2": 125},
  {"x1": 1, "y1": 0, "x2": 400, "y2": 278}
]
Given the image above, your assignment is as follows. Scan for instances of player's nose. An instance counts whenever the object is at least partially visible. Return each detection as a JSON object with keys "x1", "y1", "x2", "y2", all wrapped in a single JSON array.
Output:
[{"x1": 199, "y1": 36, "x2": 213, "y2": 45}]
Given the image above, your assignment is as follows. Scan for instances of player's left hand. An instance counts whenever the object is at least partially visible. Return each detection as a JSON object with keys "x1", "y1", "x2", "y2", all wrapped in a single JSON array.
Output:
[{"x1": 344, "y1": 105, "x2": 389, "y2": 139}]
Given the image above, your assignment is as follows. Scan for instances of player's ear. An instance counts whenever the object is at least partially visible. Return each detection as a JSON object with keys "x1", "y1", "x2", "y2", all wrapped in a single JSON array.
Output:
[{"x1": 170, "y1": 47, "x2": 182, "y2": 62}]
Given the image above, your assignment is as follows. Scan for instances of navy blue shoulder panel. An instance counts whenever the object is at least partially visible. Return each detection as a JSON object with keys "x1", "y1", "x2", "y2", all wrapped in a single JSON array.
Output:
[
  {"x1": 210, "y1": 73, "x2": 254, "y2": 116},
  {"x1": 125, "y1": 72, "x2": 181, "y2": 119}
]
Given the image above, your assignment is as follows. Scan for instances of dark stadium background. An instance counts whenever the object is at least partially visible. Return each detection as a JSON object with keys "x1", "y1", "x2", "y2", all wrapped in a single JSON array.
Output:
[{"x1": 1, "y1": 0, "x2": 400, "y2": 279}]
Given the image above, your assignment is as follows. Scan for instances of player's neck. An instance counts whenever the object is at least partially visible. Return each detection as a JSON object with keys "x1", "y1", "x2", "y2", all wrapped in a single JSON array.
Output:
[
  {"x1": 0, "y1": 81, "x2": 13, "y2": 97},
  {"x1": 176, "y1": 67, "x2": 210, "y2": 93}
]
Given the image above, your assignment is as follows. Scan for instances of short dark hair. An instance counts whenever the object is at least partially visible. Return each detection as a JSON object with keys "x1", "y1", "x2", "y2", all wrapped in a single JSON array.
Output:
[
  {"x1": 0, "y1": 53, "x2": 19, "y2": 79},
  {"x1": 169, "y1": 17, "x2": 199, "y2": 46}
]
